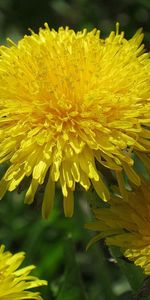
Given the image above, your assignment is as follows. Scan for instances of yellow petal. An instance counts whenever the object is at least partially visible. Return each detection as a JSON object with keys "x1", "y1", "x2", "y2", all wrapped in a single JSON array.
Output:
[
  {"x1": 91, "y1": 173, "x2": 110, "y2": 201},
  {"x1": 123, "y1": 163, "x2": 141, "y2": 186},
  {"x1": 116, "y1": 171, "x2": 128, "y2": 200},
  {"x1": 63, "y1": 189, "x2": 74, "y2": 218},
  {"x1": 24, "y1": 179, "x2": 38, "y2": 204}
]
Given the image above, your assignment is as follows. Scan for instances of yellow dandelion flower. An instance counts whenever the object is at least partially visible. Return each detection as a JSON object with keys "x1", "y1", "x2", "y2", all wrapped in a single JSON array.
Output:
[
  {"x1": 0, "y1": 245, "x2": 47, "y2": 299},
  {"x1": 0, "y1": 23, "x2": 149, "y2": 217},
  {"x1": 86, "y1": 182, "x2": 150, "y2": 275}
]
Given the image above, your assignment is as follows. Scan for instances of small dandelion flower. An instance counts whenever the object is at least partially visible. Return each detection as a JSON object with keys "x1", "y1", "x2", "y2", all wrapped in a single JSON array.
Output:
[
  {"x1": 86, "y1": 182, "x2": 150, "y2": 275},
  {"x1": 0, "y1": 23, "x2": 149, "y2": 217},
  {"x1": 0, "y1": 245, "x2": 47, "y2": 299}
]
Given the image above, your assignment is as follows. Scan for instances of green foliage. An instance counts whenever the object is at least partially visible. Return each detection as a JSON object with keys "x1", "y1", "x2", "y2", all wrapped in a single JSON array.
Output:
[
  {"x1": 110, "y1": 247, "x2": 145, "y2": 291},
  {"x1": 57, "y1": 237, "x2": 88, "y2": 300},
  {"x1": 0, "y1": 0, "x2": 149, "y2": 47},
  {"x1": 1, "y1": 189, "x2": 149, "y2": 299}
]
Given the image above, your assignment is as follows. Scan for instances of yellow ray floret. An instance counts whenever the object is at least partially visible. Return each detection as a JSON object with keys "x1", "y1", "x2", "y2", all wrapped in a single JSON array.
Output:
[
  {"x1": 0, "y1": 245, "x2": 47, "y2": 299},
  {"x1": 86, "y1": 181, "x2": 150, "y2": 275},
  {"x1": 0, "y1": 23, "x2": 149, "y2": 217}
]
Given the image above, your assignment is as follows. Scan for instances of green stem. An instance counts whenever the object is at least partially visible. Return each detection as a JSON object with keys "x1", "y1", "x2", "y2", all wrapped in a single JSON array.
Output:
[{"x1": 92, "y1": 244, "x2": 118, "y2": 300}]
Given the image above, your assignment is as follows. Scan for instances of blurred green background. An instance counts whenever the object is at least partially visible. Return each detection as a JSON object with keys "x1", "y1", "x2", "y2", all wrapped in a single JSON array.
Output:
[
  {"x1": 0, "y1": 0, "x2": 149, "y2": 45},
  {"x1": 0, "y1": 1, "x2": 149, "y2": 299}
]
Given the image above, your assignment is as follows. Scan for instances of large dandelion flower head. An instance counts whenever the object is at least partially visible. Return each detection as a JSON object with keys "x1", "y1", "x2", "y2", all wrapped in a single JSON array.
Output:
[
  {"x1": 0, "y1": 245, "x2": 47, "y2": 299},
  {"x1": 86, "y1": 182, "x2": 150, "y2": 275},
  {"x1": 0, "y1": 23, "x2": 149, "y2": 217}
]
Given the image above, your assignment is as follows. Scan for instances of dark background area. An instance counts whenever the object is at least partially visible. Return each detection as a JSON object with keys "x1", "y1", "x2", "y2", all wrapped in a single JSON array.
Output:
[
  {"x1": 0, "y1": 0, "x2": 149, "y2": 46},
  {"x1": 0, "y1": 1, "x2": 149, "y2": 299}
]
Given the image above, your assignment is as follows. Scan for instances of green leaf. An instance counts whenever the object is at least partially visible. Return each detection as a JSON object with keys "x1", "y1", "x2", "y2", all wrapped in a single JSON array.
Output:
[
  {"x1": 133, "y1": 277, "x2": 150, "y2": 300},
  {"x1": 110, "y1": 246, "x2": 145, "y2": 291},
  {"x1": 136, "y1": 0, "x2": 150, "y2": 8},
  {"x1": 91, "y1": 244, "x2": 118, "y2": 300},
  {"x1": 57, "y1": 236, "x2": 88, "y2": 300}
]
